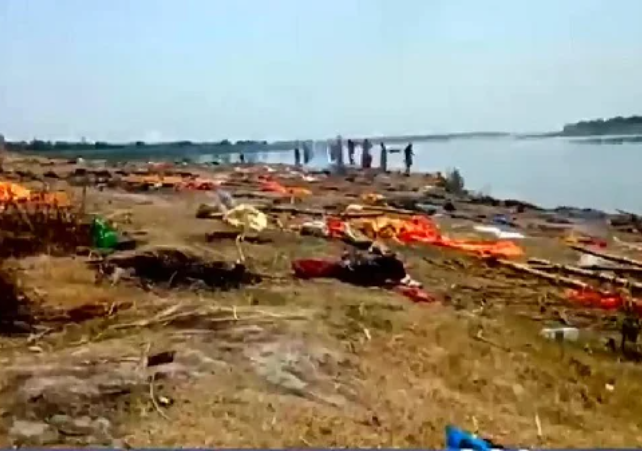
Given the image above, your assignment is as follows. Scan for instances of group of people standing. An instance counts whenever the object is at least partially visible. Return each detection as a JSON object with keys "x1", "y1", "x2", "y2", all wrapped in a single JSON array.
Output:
[
  {"x1": 293, "y1": 141, "x2": 314, "y2": 167},
  {"x1": 327, "y1": 137, "x2": 414, "y2": 175}
]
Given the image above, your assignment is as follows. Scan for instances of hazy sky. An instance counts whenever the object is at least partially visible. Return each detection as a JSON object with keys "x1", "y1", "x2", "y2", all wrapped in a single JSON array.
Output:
[{"x1": 1, "y1": 0, "x2": 641, "y2": 142}]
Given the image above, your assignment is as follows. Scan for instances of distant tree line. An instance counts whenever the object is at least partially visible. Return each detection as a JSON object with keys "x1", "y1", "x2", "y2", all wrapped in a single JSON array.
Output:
[
  {"x1": 562, "y1": 115, "x2": 642, "y2": 136},
  {"x1": 4, "y1": 139, "x2": 269, "y2": 153}
]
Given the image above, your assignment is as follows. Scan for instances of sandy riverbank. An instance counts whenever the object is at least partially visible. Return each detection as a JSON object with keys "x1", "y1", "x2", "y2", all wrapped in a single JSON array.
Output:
[{"x1": 0, "y1": 153, "x2": 641, "y2": 447}]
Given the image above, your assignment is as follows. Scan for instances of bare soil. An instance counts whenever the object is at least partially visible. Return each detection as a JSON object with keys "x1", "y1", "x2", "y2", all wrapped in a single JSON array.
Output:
[{"x1": 0, "y1": 153, "x2": 641, "y2": 448}]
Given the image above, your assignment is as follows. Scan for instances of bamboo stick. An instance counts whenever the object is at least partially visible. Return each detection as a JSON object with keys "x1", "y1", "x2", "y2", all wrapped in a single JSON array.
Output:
[
  {"x1": 571, "y1": 245, "x2": 642, "y2": 268},
  {"x1": 496, "y1": 259, "x2": 591, "y2": 290},
  {"x1": 528, "y1": 257, "x2": 642, "y2": 293}
]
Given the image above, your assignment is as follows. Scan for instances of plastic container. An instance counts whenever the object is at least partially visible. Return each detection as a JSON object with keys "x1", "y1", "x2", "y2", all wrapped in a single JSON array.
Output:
[{"x1": 540, "y1": 327, "x2": 580, "y2": 342}]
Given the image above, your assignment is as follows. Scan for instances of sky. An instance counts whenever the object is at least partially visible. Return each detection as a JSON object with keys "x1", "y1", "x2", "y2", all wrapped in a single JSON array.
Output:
[{"x1": 1, "y1": 0, "x2": 642, "y2": 142}]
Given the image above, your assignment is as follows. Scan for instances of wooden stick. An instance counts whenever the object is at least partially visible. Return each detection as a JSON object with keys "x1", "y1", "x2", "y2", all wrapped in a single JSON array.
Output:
[
  {"x1": 571, "y1": 245, "x2": 642, "y2": 268},
  {"x1": 561, "y1": 264, "x2": 642, "y2": 275},
  {"x1": 149, "y1": 373, "x2": 170, "y2": 420},
  {"x1": 614, "y1": 236, "x2": 642, "y2": 252},
  {"x1": 265, "y1": 205, "x2": 326, "y2": 216},
  {"x1": 528, "y1": 257, "x2": 642, "y2": 293},
  {"x1": 264, "y1": 205, "x2": 383, "y2": 219},
  {"x1": 496, "y1": 258, "x2": 591, "y2": 290},
  {"x1": 354, "y1": 205, "x2": 419, "y2": 216}
]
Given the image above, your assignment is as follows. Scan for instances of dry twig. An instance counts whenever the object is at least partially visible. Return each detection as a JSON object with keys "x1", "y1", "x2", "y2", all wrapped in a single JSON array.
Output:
[{"x1": 149, "y1": 373, "x2": 170, "y2": 421}]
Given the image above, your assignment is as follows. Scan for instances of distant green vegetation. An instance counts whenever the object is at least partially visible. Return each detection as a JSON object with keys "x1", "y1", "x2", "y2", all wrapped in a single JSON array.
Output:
[
  {"x1": 5, "y1": 139, "x2": 269, "y2": 153},
  {"x1": 561, "y1": 115, "x2": 642, "y2": 136}
]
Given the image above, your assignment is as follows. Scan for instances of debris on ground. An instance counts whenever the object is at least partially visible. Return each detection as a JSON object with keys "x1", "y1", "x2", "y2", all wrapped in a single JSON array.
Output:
[
  {"x1": 0, "y1": 264, "x2": 34, "y2": 334},
  {"x1": 101, "y1": 245, "x2": 262, "y2": 290},
  {"x1": 2, "y1": 156, "x2": 642, "y2": 447},
  {"x1": 540, "y1": 326, "x2": 580, "y2": 342},
  {"x1": 223, "y1": 204, "x2": 268, "y2": 233},
  {"x1": 91, "y1": 216, "x2": 137, "y2": 251},
  {"x1": 293, "y1": 247, "x2": 435, "y2": 303},
  {"x1": 0, "y1": 203, "x2": 91, "y2": 258}
]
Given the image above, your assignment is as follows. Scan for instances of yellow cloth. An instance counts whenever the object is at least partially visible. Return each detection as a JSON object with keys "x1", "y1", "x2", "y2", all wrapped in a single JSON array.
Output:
[
  {"x1": 351, "y1": 217, "x2": 407, "y2": 240},
  {"x1": 361, "y1": 193, "x2": 384, "y2": 204},
  {"x1": 223, "y1": 204, "x2": 268, "y2": 232}
]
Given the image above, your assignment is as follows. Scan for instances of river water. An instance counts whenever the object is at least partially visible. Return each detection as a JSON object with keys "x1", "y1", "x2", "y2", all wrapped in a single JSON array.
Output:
[{"x1": 198, "y1": 137, "x2": 642, "y2": 214}]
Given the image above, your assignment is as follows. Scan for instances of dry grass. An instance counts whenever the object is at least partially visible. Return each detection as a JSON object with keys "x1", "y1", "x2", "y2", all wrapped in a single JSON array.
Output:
[{"x1": 0, "y1": 160, "x2": 641, "y2": 447}]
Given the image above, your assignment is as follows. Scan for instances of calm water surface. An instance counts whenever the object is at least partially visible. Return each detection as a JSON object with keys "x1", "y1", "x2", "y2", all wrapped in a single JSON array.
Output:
[{"x1": 203, "y1": 137, "x2": 642, "y2": 214}]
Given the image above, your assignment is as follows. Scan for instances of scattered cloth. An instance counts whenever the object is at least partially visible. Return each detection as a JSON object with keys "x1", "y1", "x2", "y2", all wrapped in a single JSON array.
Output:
[
  {"x1": 327, "y1": 215, "x2": 524, "y2": 258},
  {"x1": 223, "y1": 204, "x2": 268, "y2": 232},
  {"x1": 563, "y1": 229, "x2": 607, "y2": 248},
  {"x1": 577, "y1": 253, "x2": 613, "y2": 268},
  {"x1": 393, "y1": 285, "x2": 436, "y2": 303},
  {"x1": 300, "y1": 220, "x2": 329, "y2": 237},
  {"x1": 473, "y1": 225, "x2": 525, "y2": 240},
  {"x1": 91, "y1": 217, "x2": 120, "y2": 250},
  {"x1": 566, "y1": 288, "x2": 625, "y2": 311},
  {"x1": 90, "y1": 217, "x2": 136, "y2": 251},
  {"x1": 179, "y1": 178, "x2": 223, "y2": 190},
  {"x1": 123, "y1": 174, "x2": 182, "y2": 187},
  {"x1": 361, "y1": 193, "x2": 385, "y2": 204},
  {"x1": 566, "y1": 288, "x2": 642, "y2": 318},
  {"x1": 292, "y1": 249, "x2": 436, "y2": 303},
  {"x1": 540, "y1": 327, "x2": 580, "y2": 342},
  {"x1": 260, "y1": 180, "x2": 311, "y2": 197},
  {"x1": 445, "y1": 425, "x2": 502, "y2": 451},
  {"x1": 491, "y1": 214, "x2": 518, "y2": 228},
  {"x1": 0, "y1": 181, "x2": 31, "y2": 202},
  {"x1": 0, "y1": 182, "x2": 70, "y2": 207}
]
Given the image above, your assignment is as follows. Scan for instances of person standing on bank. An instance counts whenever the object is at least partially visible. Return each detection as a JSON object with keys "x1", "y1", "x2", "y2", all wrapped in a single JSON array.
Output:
[
  {"x1": 403, "y1": 142, "x2": 414, "y2": 175},
  {"x1": 361, "y1": 139, "x2": 373, "y2": 169},
  {"x1": 347, "y1": 139, "x2": 356, "y2": 166},
  {"x1": 294, "y1": 146, "x2": 301, "y2": 167},
  {"x1": 379, "y1": 142, "x2": 388, "y2": 173},
  {"x1": 302, "y1": 141, "x2": 312, "y2": 164},
  {"x1": 335, "y1": 135, "x2": 344, "y2": 168}
]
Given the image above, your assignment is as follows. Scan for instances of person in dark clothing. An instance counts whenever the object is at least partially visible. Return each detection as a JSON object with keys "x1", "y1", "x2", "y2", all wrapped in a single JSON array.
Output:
[
  {"x1": 403, "y1": 143, "x2": 414, "y2": 175},
  {"x1": 239, "y1": 153, "x2": 246, "y2": 164},
  {"x1": 294, "y1": 147, "x2": 301, "y2": 166},
  {"x1": 347, "y1": 139, "x2": 356, "y2": 166},
  {"x1": 379, "y1": 142, "x2": 388, "y2": 172},
  {"x1": 361, "y1": 139, "x2": 373, "y2": 169},
  {"x1": 302, "y1": 142, "x2": 312, "y2": 164},
  {"x1": 335, "y1": 135, "x2": 344, "y2": 168}
]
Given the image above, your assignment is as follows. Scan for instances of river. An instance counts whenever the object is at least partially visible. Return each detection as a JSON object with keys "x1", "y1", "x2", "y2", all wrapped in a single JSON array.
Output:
[{"x1": 196, "y1": 137, "x2": 642, "y2": 214}]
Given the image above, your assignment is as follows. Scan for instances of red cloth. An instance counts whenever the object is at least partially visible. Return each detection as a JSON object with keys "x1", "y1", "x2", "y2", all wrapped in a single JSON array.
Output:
[
  {"x1": 393, "y1": 286, "x2": 437, "y2": 303},
  {"x1": 292, "y1": 258, "x2": 438, "y2": 305},
  {"x1": 566, "y1": 288, "x2": 624, "y2": 310},
  {"x1": 292, "y1": 259, "x2": 340, "y2": 279}
]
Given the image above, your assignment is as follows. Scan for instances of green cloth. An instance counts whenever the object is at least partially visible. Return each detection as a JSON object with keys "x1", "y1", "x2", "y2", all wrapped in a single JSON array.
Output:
[{"x1": 91, "y1": 217, "x2": 119, "y2": 249}]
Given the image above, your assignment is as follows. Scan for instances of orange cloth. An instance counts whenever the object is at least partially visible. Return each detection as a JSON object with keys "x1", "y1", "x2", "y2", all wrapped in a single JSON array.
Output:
[
  {"x1": 124, "y1": 174, "x2": 182, "y2": 186},
  {"x1": 261, "y1": 181, "x2": 311, "y2": 197},
  {"x1": 0, "y1": 181, "x2": 31, "y2": 202},
  {"x1": 0, "y1": 182, "x2": 70, "y2": 207},
  {"x1": 29, "y1": 191, "x2": 71, "y2": 207},
  {"x1": 327, "y1": 215, "x2": 523, "y2": 259},
  {"x1": 180, "y1": 178, "x2": 222, "y2": 190}
]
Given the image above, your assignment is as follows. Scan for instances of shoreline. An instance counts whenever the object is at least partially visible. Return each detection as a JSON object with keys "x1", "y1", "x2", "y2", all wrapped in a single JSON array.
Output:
[{"x1": 1, "y1": 150, "x2": 636, "y2": 226}]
